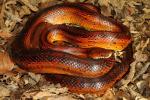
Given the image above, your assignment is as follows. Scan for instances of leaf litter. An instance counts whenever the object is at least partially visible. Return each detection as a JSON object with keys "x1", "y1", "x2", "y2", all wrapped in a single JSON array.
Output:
[{"x1": 0, "y1": 0, "x2": 150, "y2": 99}]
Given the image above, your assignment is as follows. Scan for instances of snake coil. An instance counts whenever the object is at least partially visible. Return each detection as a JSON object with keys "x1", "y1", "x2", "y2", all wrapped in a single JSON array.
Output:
[{"x1": 10, "y1": 3, "x2": 132, "y2": 95}]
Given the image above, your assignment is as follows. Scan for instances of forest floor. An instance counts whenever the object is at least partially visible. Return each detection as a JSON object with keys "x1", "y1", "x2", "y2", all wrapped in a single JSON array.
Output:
[{"x1": 0, "y1": 0, "x2": 150, "y2": 100}]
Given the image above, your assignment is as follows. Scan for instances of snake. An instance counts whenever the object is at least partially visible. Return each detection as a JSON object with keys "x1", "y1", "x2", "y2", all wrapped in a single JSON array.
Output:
[{"x1": 10, "y1": 3, "x2": 132, "y2": 95}]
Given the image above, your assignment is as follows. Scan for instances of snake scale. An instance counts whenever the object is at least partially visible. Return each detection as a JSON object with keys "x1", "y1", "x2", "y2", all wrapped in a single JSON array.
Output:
[{"x1": 10, "y1": 3, "x2": 132, "y2": 95}]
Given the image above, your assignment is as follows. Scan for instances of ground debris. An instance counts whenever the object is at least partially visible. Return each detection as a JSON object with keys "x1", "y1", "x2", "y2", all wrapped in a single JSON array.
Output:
[{"x1": 0, "y1": 0, "x2": 150, "y2": 99}]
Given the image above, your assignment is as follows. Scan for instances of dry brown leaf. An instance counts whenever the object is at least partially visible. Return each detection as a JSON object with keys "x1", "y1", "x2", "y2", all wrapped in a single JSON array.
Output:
[
  {"x1": 0, "y1": 31, "x2": 12, "y2": 38},
  {"x1": 121, "y1": 61, "x2": 137, "y2": 87},
  {"x1": 0, "y1": 85, "x2": 11, "y2": 97},
  {"x1": 28, "y1": 72, "x2": 41, "y2": 83},
  {"x1": 98, "y1": 0, "x2": 109, "y2": 6},
  {"x1": 21, "y1": 83, "x2": 69, "y2": 99},
  {"x1": 109, "y1": 0, "x2": 126, "y2": 10},
  {"x1": 19, "y1": 6, "x2": 31, "y2": 18},
  {"x1": 133, "y1": 62, "x2": 150, "y2": 81},
  {"x1": 33, "y1": 91, "x2": 58, "y2": 99},
  {"x1": 40, "y1": 84, "x2": 68, "y2": 94},
  {"x1": 40, "y1": 0, "x2": 57, "y2": 3},
  {"x1": 45, "y1": 95, "x2": 76, "y2": 100},
  {"x1": 0, "y1": 52, "x2": 14, "y2": 74},
  {"x1": 33, "y1": 93, "x2": 76, "y2": 100},
  {"x1": 143, "y1": 8, "x2": 150, "y2": 13},
  {"x1": 134, "y1": 51, "x2": 149, "y2": 62},
  {"x1": 115, "y1": 90, "x2": 131, "y2": 100},
  {"x1": 128, "y1": 88, "x2": 148, "y2": 100},
  {"x1": 136, "y1": 80, "x2": 148, "y2": 94},
  {"x1": 99, "y1": 89, "x2": 116, "y2": 100},
  {"x1": 20, "y1": 0, "x2": 39, "y2": 12},
  {"x1": 67, "y1": 0, "x2": 77, "y2": 3}
]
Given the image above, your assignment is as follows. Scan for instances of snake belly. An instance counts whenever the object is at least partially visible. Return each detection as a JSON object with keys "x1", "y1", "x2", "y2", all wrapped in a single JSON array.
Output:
[{"x1": 10, "y1": 3, "x2": 132, "y2": 95}]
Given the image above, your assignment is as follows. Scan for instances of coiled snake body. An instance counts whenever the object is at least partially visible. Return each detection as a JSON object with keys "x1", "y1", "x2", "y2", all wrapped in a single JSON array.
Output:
[{"x1": 10, "y1": 3, "x2": 132, "y2": 95}]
